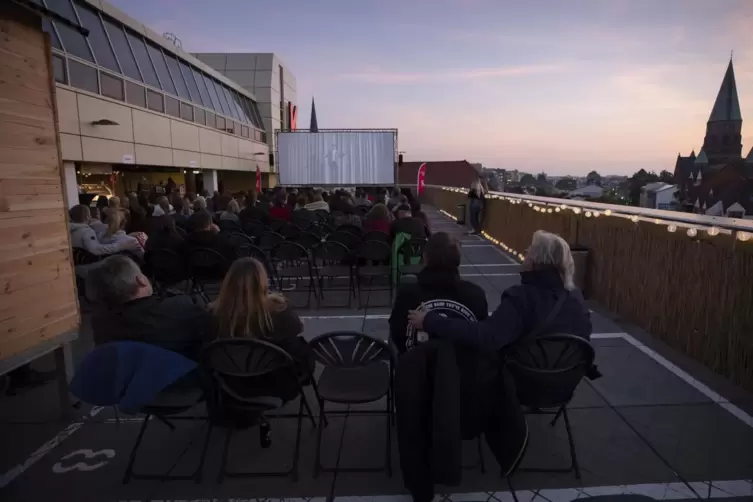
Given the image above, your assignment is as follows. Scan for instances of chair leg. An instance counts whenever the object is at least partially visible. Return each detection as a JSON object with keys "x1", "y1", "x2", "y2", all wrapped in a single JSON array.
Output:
[
  {"x1": 217, "y1": 426, "x2": 234, "y2": 483},
  {"x1": 385, "y1": 389, "x2": 392, "y2": 477},
  {"x1": 123, "y1": 414, "x2": 151, "y2": 484},
  {"x1": 291, "y1": 397, "x2": 305, "y2": 482},
  {"x1": 477, "y1": 435, "x2": 486, "y2": 473},
  {"x1": 314, "y1": 400, "x2": 325, "y2": 478},
  {"x1": 507, "y1": 475, "x2": 519, "y2": 502},
  {"x1": 300, "y1": 389, "x2": 317, "y2": 428},
  {"x1": 193, "y1": 421, "x2": 213, "y2": 483},
  {"x1": 309, "y1": 378, "x2": 328, "y2": 427},
  {"x1": 562, "y1": 408, "x2": 581, "y2": 480}
]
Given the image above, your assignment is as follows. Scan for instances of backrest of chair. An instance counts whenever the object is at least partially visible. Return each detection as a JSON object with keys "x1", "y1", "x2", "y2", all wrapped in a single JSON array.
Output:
[
  {"x1": 219, "y1": 220, "x2": 242, "y2": 233},
  {"x1": 243, "y1": 219, "x2": 267, "y2": 237},
  {"x1": 358, "y1": 240, "x2": 391, "y2": 262},
  {"x1": 259, "y1": 231, "x2": 284, "y2": 250},
  {"x1": 272, "y1": 241, "x2": 309, "y2": 262},
  {"x1": 505, "y1": 333, "x2": 595, "y2": 408},
  {"x1": 146, "y1": 248, "x2": 186, "y2": 282},
  {"x1": 73, "y1": 247, "x2": 101, "y2": 266},
  {"x1": 186, "y1": 247, "x2": 228, "y2": 279},
  {"x1": 315, "y1": 240, "x2": 350, "y2": 263},
  {"x1": 203, "y1": 338, "x2": 296, "y2": 401},
  {"x1": 280, "y1": 223, "x2": 302, "y2": 239},
  {"x1": 269, "y1": 218, "x2": 287, "y2": 233},
  {"x1": 339, "y1": 224, "x2": 362, "y2": 237},
  {"x1": 309, "y1": 331, "x2": 393, "y2": 368},
  {"x1": 227, "y1": 232, "x2": 254, "y2": 248},
  {"x1": 292, "y1": 209, "x2": 315, "y2": 228},
  {"x1": 328, "y1": 231, "x2": 361, "y2": 250},
  {"x1": 296, "y1": 231, "x2": 322, "y2": 249},
  {"x1": 362, "y1": 231, "x2": 390, "y2": 244},
  {"x1": 399, "y1": 238, "x2": 427, "y2": 263},
  {"x1": 314, "y1": 209, "x2": 330, "y2": 222}
]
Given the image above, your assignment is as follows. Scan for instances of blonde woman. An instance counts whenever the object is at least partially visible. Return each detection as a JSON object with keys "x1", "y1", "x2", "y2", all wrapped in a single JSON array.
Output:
[
  {"x1": 408, "y1": 230, "x2": 591, "y2": 348},
  {"x1": 210, "y1": 258, "x2": 312, "y2": 399},
  {"x1": 100, "y1": 208, "x2": 145, "y2": 259},
  {"x1": 219, "y1": 199, "x2": 241, "y2": 223},
  {"x1": 467, "y1": 179, "x2": 485, "y2": 235}
]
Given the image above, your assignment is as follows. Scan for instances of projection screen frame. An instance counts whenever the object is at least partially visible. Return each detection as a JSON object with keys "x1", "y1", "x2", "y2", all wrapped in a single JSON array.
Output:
[{"x1": 274, "y1": 128, "x2": 398, "y2": 187}]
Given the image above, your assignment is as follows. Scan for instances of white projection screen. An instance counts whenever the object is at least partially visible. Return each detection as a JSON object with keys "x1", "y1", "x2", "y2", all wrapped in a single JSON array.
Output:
[{"x1": 276, "y1": 130, "x2": 396, "y2": 186}]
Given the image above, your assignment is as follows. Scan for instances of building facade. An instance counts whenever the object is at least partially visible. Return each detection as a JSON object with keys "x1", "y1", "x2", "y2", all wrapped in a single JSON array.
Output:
[
  {"x1": 42, "y1": 0, "x2": 272, "y2": 206},
  {"x1": 674, "y1": 60, "x2": 753, "y2": 219},
  {"x1": 193, "y1": 52, "x2": 298, "y2": 186}
]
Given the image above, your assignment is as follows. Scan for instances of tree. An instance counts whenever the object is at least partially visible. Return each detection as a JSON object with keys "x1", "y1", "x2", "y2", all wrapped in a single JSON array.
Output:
[
  {"x1": 659, "y1": 170, "x2": 674, "y2": 183},
  {"x1": 626, "y1": 169, "x2": 660, "y2": 205},
  {"x1": 586, "y1": 171, "x2": 602, "y2": 186},
  {"x1": 519, "y1": 174, "x2": 536, "y2": 186},
  {"x1": 555, "y1": 177, "x2": 577, "y2": 191}
]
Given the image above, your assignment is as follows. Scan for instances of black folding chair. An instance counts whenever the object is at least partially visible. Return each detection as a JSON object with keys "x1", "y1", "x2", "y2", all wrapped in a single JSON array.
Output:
[
  {"x1": 203, "y1": 339, "x2": 316, "y2": 482},
  {"x1": 271, "y1": 241, "x2": 317, "y2": 308},
  {"x1": 186, "y1": 247, "x2": 229, "y2": 303},
  {"x1": 218, "y1": 219, "x2": 242, "y2": 233},
  {"x1": 227, "y1": 232, "x2": 255, "y2": 249},
  {"x1": 145, "y1": 248, "x2": 189, "y2": 294},
  {"x1": 338, "y1": 223, "x2": 362, "y2": 237},
  {"x1": 327, "y1": 230, "x2": 361, "y2": 252},
  {"x1": 292, "y1": 208, "x2": 316, "y2": 230},
  {"x1": 296, "y1": 231, "x2": 322, "y2": 250},
  {"x1": 362, "y1": 231, "x2": 390, "y2": 244},
  {"x1": 397, "y1": 238, "x2": 427, "y2": 283},
  {"x1": 313, "y1": 209, "x2": 330, "y2": 223},
  {"x1": 280, "y1": 223, "x2": 302, "y2": 240},
  {"x1": 123, "y1": 385, "x2": 209, "y2": 484},
  {"x1": 243, "y1": 219, "x2": 267, "y2": 239},
  {"x1": 505, "y1": 333, "x2": 596, "y2": 479},
  {"x1": 258, "y1": 231, "x2": 285, "y2": 254},
  {"x1": 269, "y1": 218, "x2": 288, "y2": 233},
  {"x1": 356, "y1": 240, "x2": 393, "y2": 308},
  {"x1": 314, "y1": 241, "x2": 355, "y2": 308},
  {"x1": 309, "y1": 332, "x2": 395, "y2": 477}
]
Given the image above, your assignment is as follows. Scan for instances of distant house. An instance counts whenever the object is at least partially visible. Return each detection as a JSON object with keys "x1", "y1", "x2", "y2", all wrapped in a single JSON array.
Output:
[
  {"x1": 640, "y1": 182, "x2": 677, "y2": 209},
  {"x1": 567, "y1": 185, "x2": 604, "y2": 200},
  {"x1": 398, "y1": 160, "x2": 481, "y2": 191}
]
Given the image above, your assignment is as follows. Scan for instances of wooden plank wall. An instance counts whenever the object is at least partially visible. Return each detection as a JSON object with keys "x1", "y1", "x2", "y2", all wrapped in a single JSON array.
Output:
[{"x1": 0, "y1": 3, "x2": 79, "y2": 362}]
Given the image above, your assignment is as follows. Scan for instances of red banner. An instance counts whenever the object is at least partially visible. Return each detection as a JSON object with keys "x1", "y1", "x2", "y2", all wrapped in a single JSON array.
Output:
[
  {"x1": 417, "y1": 163, "x2": 427, "y2": 196},
  {"x1": 255, "y1": 166, "x2": 262, "y2": 193}
]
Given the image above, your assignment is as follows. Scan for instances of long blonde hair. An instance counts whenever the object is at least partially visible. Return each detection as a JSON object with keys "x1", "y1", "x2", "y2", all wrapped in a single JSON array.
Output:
[
  {"x1": 104, "y1": 208, "x2": 124, "y2": 237},
  {"x1": 471, "y1": 179, "x2": 485, "y2": 197},
  {"x1": 211, "y1": 258, "x2": 286, "y2": 338},
  {"x1": 525, "y1": 230, "x2": 575, "y2": 290}
]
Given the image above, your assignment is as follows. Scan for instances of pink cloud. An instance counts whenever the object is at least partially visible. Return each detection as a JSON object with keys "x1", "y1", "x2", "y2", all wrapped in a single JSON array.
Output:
[{"x1": 334, "y1": 64, "x2": 567, "y2": 84}]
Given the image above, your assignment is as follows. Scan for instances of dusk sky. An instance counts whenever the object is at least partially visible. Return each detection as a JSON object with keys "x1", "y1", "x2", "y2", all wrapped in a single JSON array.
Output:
[{"x1": 110, "y1": 0, "x2": 753, "y2": 176}]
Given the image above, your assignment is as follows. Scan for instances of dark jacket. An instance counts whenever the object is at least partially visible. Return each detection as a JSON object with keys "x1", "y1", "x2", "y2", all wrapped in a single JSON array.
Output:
[
  {"x1": 144, "y1": 231, "x2": 184, "y2": 255},
  {"x1": 184, "y1": 229, "x2": 238, "y2": 264},
  {"x1": 423, "y1": 268, "x2": 592, "y2": 349},
  {"x1": 390, "y1": 268, "x2": 488, "y2": 353},
  {"x1": 396, "y1": 340, "x2": 528, "y2": 501},
  {"x1": 390, "y1": 216, "x2": 427, "y2": 241},
  {"x1": 92, "y1": 295, "x2": 212, "y2": 361}
]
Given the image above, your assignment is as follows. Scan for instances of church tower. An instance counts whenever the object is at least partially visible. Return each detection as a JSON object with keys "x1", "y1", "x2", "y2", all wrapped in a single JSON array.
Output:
[{"x1": 702, "y1": 59, "x2": 743, "y2": 164}]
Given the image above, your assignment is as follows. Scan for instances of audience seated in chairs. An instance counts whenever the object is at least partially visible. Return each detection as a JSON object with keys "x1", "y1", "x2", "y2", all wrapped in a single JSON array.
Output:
[
  {"x1": 333, "y1": 204, "x2": 362, "y2": 228},
  {"x1": 363, "y1": 203, "x2": 392, "y2": 234},
  {"x1": 99, "y1": 208, "x2": 145, "y2": 260},
  {"x1": 144, "y1": 215, "x2": 184, "y2": 255},
  {"x1": 390, "y1": 204, "x2": 427, "y2": 241},
  {"x1": 354, "y1": 189, "x2": 372, "y2": 208},
  {"x1": 410, "y1": 200, "x2": 431, "y2": 237},
  {"x1": 270, "y1": 194, "x2": 293, "y2": 221},
  {"x1": 220, "y1": 199, "x2": 241, "y2": 223},
  {"x1": 184, "y1": 210, "x2": 238, "y2": 264},
  {"x1": 88, "y1": 206, "x2": 107, "y2": 237},
  {"x1": 69, "y1": 204, "x2": 139, "y2": 257},
  {"x1": 239, "y1": 192, "x2": 268, "y2": 224},
  {"x1": 86, "y1": 255, "x2": 212, "y2": 361},
  {"x1": 390, "y1": 232, "x2": 487, "y2": 353},
  {"x1": 408, "y1": 230, "x2": 592, "y2": 349},
  {"x1": 209, "y1": 257, "x2": 313, "y2": 400},
  {"x1": 305, "y1": 189, "x2": 330, "y2": 212}
]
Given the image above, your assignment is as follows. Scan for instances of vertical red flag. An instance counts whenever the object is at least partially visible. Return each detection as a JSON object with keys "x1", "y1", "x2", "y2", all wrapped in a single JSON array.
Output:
[
  {"x1": 255, "y1": 165, "x2": 262, "y2": 193},
  {"x1": 417, "y1": 163, "x2": 427, "y2": 196}
]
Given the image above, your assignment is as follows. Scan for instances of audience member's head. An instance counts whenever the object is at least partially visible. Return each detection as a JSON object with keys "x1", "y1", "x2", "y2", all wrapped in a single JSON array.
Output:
[
  {"x1": 424, "y1": 232, "x2": 461, "y2": 271},
  {"x1": 154, "y1": 212, "x2": 180, "y2": 237},
  {"x1": 391, "y1": 188, "x2": 401, "y2": 198},
  {"x1": 295, "y1": 195, "x2": 307, "y2": 208},
  {"x1": 367, "y1": 203, "x2": 390, "y2": 221},
  {"x1": 108, "y1": 196, "x2": 121, "y2": 209},
  {"x1": 245, "y1": 192, "x2": 257, "y2": 208},
  {"x1": 170, "y1": 193, "x2": 183, "y2": 212},
  {"x1": 524, "y1": 230, "x2": 575, "y2": 290},
  {"x1": 398, "y1": 195, "x2": 408, "y2": 206},
  {"x1": 396, "y1": 204, "x2": 412, "y2": 219},
  {"x1": 193, "y1": 197, "x2": 207, "y2": 212},
  {"x1": 90, "y1": 206, "x2": 101, "y2": 222},
  {"x1": 156, "y1": 196, "x2": 170, "y2": 215},
  {"x1": 120, "y1": 196, "x2": 130, "y2": 210},
  {"x1": 69, "y1": 204, "x2": 91, "y2": 224},
  {"x1": 87, "y1": 255, "x2": 152, "y2": 307},
  {"x1": 104, "y1": 208, "x2": 125, "y2": 237},
  {"x1": 226, "y1": 200, "x2": 240, "y2": 214},
  {"x1": 212, "y1": 257, "x2": 285, "y2": 338},
  {"x1": 128, "y1": 193, "x2": 139, "y2": 211},
  {"x1": 137, "y1": 192, "x2": 150, "y2": 211},
  {"x1": 311, "y1": 189, "x2": 323, "y2": 203},
  {"x1": 181, "y1": 196, "x2": 192, "y2": 215},
  {"x1": 96, "y1": 196, "x2": 109, "y2": 210},
  {"x1": 192, "y1": 209, "x2": 213, "y2": 232}
]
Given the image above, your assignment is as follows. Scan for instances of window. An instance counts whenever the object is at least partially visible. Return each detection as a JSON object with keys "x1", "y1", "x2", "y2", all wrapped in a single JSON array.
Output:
[
  {"x1": 220, "y1": 84, "x2": 241, "y2": 121},
  {"x1": 201, "y1": 73, "x2": 223, "y2": 113},
  {"x1": 68, "y1": 59, "x2": 98, "y2": 93},
  {"x1": 52, "y1": 54, "x2": 67, "y2": 84},
  {"x1": 210, "y1": 79, "x2": 232, "y2": 117},
  {"x1": 215, "y1": 115, "x2": 225, "y2": 131},
  {"x1": 45, "y1": 0, "x2": 78, "y2": 23},
  {"x1": 102, "y1": 18, "x2": 141, "y2": 82},
  {"x1": 728, "y1": 210, "x2": 744, "y2": 218},
  {"x1": 163, "y1": 53, "x2": 190, "y2": 100},
  {"x1": 229, "y1": 89, "x2": 252, "y2": 124},
  {"x1": 179, "y1": 62, "x2": 203, "y2": 106},
  {"x1": 192, "y1": 68, "x2": 212, "y2": 109},
  {"x1": 43, "y1": 18, "x2": 62, "y2": 50},
  {"x1": 165, "y1": 96, "x2": 180, "y2": 118},
  {"x1": 241, "y1": 125, "x2": 249, "y2": 138},
  {"x1": 260, "y1": 131, "x2": 267, "y2": 143},
  {"x1": 253, "y1": 130, "x2": 262, "y2": 142},
  {"x1": 146, "y1": 42, "x2": 175, "y2": 95},
  {"x1": 180, "y1": 102, "x2": 193, "y2": 121},
  {"x1": 126, "y1": 30, "x2": 160, "y2": 89},
  {"x1": 205, "y1": 111, "x2": 215, "y2": 128},
  {"x1": 238, "y1": 95, "x2": 257, "y2": 127},
  {"x1": 74, "y1": 3, "x2": 119, "y2": 73},
  {"x1": 147, "y1": 89, "x2": 164, "y2": 112},
  {"x1": 100, "y1": 72, "x2": 123, "y2": 100},
  {"x1": 46, "y1": 0, "x2": 92, "y2": 61},
  {"x1": 194, "y1": 107, "x2": 205, "y2": 126},
  {"x1": 126, "y1": 81, "x2": 146, "y2": 108},
  {"x1": 246, "y1": 98, "x2": 263, "y2": 128}
]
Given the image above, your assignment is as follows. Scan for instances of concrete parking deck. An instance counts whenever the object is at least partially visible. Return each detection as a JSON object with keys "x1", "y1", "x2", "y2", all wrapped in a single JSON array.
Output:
[{"x1": 1, "y1": 207, "x2": 752, "y2": 502}]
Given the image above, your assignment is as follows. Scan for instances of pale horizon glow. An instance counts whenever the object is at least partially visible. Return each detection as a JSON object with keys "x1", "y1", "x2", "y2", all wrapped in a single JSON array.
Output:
[{"x1": 110, "y1": 0, "x2": 753, "y2": 176}]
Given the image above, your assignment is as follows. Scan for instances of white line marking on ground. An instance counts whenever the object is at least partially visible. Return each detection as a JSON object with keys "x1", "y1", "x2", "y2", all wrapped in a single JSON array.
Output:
[
  {"x1": 460, "y1": 244, "x2": 494, "y2": 248},
  {"x1": 460, "y1": 264, "x2": 519, "y2": 268},
  {"x1": 591, "y1": 332, "x2": 626, "y2": 339},
  {"x1": 0, "y1": 406, "x2": 104, "y2": 488}
]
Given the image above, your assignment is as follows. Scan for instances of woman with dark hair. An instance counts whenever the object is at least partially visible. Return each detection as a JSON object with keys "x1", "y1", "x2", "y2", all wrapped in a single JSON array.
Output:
[
  {"x1": 389, "y1": 231, "x2": 487, "y2": 353},
  {"x1": 363, "y1": 203, "x2": 391, "y2": 234},
  {"x1": 410, "y1": 200, "x2": 431, "y2": 237},
  {"x1": 145, "y1": 214, "x2": 184, "y2": 255},
  {"x1": 269, "y1": 194, "x2": 292, "y2": 221},
  {"x1": 210, "y1": 258, "x2": 311, "y2": 399}
]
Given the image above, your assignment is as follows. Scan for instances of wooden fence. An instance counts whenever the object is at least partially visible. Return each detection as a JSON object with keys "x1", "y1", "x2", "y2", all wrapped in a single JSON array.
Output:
[{"x1": 424, "y1": 186, "x2": 753, "y2": 392}]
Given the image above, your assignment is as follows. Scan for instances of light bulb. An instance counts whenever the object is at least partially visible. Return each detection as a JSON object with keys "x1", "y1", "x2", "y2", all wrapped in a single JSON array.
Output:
[
  {"x1": 707, "y1": 227, "x2": 720, "y2": 237},
  {"x1": 604, "y1": 209, "x2": 612, "y2": 216},
  {"x1": 528, "y1": 202, "x2": 533, "y2": 207},
  {"x1": 687, "y1": 228, "x2": 698, "y2": 237},
  {"x1": 585, "y1": 211, "x2": 592, "y2": 218},
  {"x1": 547, "y1": 208, "x2": 553, "y2": 213},
  {"x1": 631, "y1": 215, "x2": 639, "y2": 223},
  {"x1": 593, "y1": 211, "x2": 600, "y2": 217},
  {"x1": 654, "y1": 219, "x2": 661, "y2": 224},
  {"x1": 555, "y1": 207, "x2": 561, "y2": 212},
  {"x1": 560, "y1": 204, "x2": 566, "y2": 209},
  {"x1": 573, "y1": 208, "x2": 582, "y2": 214},
  {"x1": 667, "y1": 225, "x2": 677, "y2": 233},
  {"x1": 737, "y1": 231, "x2": 751, "y2": 242}
]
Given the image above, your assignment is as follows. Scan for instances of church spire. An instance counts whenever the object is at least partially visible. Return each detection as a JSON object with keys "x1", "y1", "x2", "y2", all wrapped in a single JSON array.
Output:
[
  {"x1": 309, "y1": 97, "x2": 318, "y2": 132},
  {"x1": 708, "y1": 59, "x2": 742, "y2": 123}
]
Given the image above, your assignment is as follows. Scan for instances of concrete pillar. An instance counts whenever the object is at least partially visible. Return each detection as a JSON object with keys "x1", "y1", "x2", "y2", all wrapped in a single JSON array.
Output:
[
  {"x1": 62, "y1": 162, "x2": 79, "y2": 208},
  {"x1": 203, "y1": 169, "x2": 219, "y2": 194}
]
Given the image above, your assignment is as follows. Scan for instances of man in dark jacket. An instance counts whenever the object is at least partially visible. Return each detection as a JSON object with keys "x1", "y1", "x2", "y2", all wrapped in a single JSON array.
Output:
[
  {"x1": 390, "y1": 232, "x2": 487, "y2": 353},
  {"x1": 87, "y1": 255, "x2": 211, "y2": 361},
  {"x1": 408, "y1": 230, "x2": 592, "y2": 349},
  {"x1": 390, "y1": 204, "x2": 427, "y2": 241},
  {"x1": 184, "y1": 209, "x2": 238, "y2": 264}
]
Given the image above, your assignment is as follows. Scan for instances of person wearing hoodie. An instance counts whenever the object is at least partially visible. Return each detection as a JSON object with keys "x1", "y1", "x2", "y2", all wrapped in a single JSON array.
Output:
[
  {"x1": 389, "y1": 232, "x2": 488, "y2": 353},
  {"x1": 304, "y1": 189, "x2": 330, "y2": 212},
  {"x1": 69, "y1": 204, "x2": 139, "y2": 257}
]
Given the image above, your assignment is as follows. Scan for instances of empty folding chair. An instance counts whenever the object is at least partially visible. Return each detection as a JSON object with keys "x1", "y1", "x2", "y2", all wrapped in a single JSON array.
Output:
[
  {"x1": 258, "y1": 231, "x2": 285, "y2": 254},
  {"x1": 280, "y1": 223, "x2": 302, "y2": 240},
  {"x1": 186, "y1": 247, "x2": 229, "y2": 303},
  {"x1": 356, "y1": 240, "x2": 393, "y2": 308},
  {"x1": 218, "y1": 219, "x2": 243, "y2": 233},
  {"x1": 271, "y1": 241, "x2": 317, "y2": 307},
  {"x1": 309, "y1": 332, "x2": 396, "y2": 477},
  {"x1": 505, "y1": 333, "x2": 596, "y2": 479},
  {"x1": 314, "y1": 241, "x2": 355, "y2": 308},
  {"x1": 145, "y1": 248, "x2": 189, "y2": 295}
]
